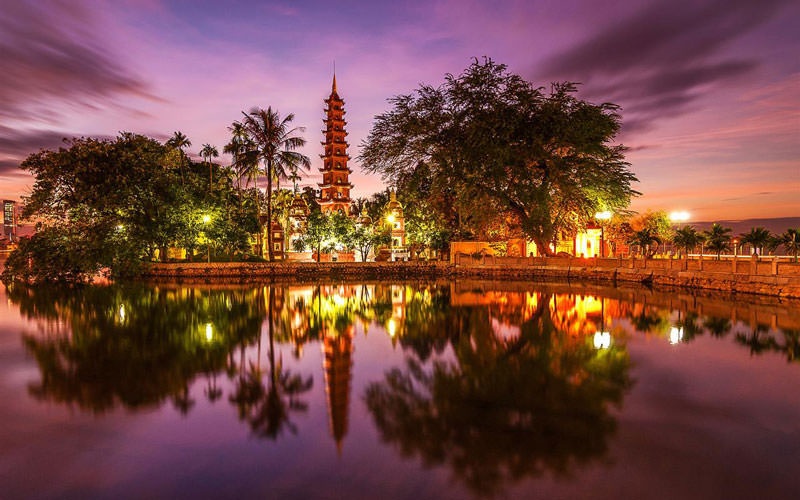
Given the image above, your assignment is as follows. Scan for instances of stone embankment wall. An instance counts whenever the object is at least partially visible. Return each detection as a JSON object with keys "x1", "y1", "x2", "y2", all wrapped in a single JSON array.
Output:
[
  {"x1": 141, "y1": 259, "x2": 800, "y2": 298},
  {"x1": 143, "y1": 261, "x2": 451, "y2": 280}
]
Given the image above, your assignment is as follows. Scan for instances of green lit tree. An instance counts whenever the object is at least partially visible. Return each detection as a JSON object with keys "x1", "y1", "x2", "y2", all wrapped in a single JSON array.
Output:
[{"x1": 360, "y1": 58, "x2": 638, "y2": 254}]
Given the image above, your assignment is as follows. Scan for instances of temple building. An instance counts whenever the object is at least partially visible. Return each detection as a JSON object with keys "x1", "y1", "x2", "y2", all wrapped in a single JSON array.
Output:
[
  {"x1": 385, "y1": 190, "x2": 407, "y2": 261},
  {"x1": 287, "y1": 192, "x2": 310, "y2": 252},
  {"x1": 318, "y1": 74, "x2": 353, "y2": 215}
]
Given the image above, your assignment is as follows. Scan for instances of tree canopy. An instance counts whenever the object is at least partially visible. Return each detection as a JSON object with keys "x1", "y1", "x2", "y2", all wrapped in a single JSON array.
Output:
[{"x1": 360, "y1": 58, "x2": 638, "y2": 254}]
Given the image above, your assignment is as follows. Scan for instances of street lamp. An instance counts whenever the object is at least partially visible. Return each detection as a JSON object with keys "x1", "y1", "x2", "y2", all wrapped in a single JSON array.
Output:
[
  {"x1": 202, "y1": 214, "x2": 211, "y2": 263},
  {"x1": 595, "y1": 211, "x2": 612, "y2": 258}
]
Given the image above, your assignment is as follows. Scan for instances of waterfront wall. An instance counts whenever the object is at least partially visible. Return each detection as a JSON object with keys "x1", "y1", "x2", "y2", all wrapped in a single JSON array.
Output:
[{"x1": 140, "y1": 257, "x2": 800, "y2": 299}]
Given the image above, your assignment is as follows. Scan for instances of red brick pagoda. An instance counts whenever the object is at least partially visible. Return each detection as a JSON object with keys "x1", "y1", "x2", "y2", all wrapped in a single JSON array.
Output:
[{"x1": 318, "y1": 74, "x2": 353, "y2": 215}]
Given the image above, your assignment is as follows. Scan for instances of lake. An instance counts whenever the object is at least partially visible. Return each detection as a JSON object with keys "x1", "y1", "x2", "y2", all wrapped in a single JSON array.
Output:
[{"x1": 1, "y1": 280, "x2": 799, "y2": 499}]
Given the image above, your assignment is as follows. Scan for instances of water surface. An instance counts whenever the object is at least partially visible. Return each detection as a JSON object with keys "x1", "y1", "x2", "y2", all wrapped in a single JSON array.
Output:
[{"x1": 1, "y1": 280, "x2": 799, "y2": 499}]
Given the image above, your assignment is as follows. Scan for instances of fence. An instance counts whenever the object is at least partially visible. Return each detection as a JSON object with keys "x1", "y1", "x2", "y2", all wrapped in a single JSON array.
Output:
[{"x1": 452, "y1": 253, "x2": 800, "y2": 278}]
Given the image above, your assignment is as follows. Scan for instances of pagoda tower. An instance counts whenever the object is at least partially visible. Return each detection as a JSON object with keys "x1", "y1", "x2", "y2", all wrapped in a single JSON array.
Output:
[
  {"x1": 318, "y1": 74, "x2": 353, "y2": 215},
  {"x1": 322, "y1": 328, "x2": 354, "y2": 454}
]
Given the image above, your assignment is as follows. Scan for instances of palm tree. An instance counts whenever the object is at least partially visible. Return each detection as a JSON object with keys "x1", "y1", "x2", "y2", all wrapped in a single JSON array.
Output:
[
  {"x1": 672, "y1": 225, "x2": 704, "y2": 258},
  {"x1": 240, "y1": 107, "x2": 311, "y2": 261},
  {"x1": 627, "y1": 228, "x2": 661, "y2": 258},
  {"x1": 781, "y1": 228, "x2": 800, "y2": 262},
  {"x1": 739, "y1": 227, "x2": 771, "y2": 257},
  {"x1": 167, "y1": 131, "x2": 192, "y2": 184},
  {"x1": 224, "y1": 122, "x2": 257, "y2": 216},
  {"x1": 200, "y1": 143, "x2": 219, "y2": 192},
  {"x1": 703, "y1": 223, "x2": 732, "y2": 260}
]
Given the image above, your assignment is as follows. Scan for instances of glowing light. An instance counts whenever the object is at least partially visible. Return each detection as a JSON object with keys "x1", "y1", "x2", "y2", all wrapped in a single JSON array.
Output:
[
  {"x1": 386, "y1": 214, "x2": 396, "y2": 224},
  {"x1": 669, "y1": 211, "x2": 690, "y2": 222},
  {"x1": 387, "y1": 318, "x2": 397, "y2": 337},
  {"x1": 205, "y1": 323, "x2": 213, "y2": 341},
  {"x1": 593, "y1": 331, "x2": 611, "y2": 349},
  {"x1": 116, "y1": 224, "x2": 124, "y2": 230},
  {"x1": 669, "y1": 327, "x2": 684, "y2": 344},
  {"x1": 595, "y1": 211, "x2": 612, "y2": 221},
  {"x1": 118, "y1": 305, "x2": 125, "y2": 321},
  {"x1": 202, "y1": 215, "x2": 211, "y2": 223}
]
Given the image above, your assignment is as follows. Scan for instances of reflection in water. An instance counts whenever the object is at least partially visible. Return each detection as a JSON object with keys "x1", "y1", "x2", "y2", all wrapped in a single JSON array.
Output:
[
  {"x1": 365, "y1": 294, "x2": 631, "y2": 496},
  {"x1": 6, "y1": 281, "x2": 800, "y2": 497}
]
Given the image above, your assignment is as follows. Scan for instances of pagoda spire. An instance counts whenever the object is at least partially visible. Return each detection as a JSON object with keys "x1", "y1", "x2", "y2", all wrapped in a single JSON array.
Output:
[{"x1": 317, "y1": 70, "x2": 353, "y2": 215}]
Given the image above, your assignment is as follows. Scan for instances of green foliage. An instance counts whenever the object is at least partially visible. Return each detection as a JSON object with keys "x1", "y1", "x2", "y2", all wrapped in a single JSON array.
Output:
[
  {"x1": 627, "y1": 228, "x2": 661, "y2": 258},
  {"x1": 3, "y1": 133, "x2": 259, "y2": 283},
  {"x1": 672, "y1": 225, "x2": 704, "y2": 257},
  {"x1": 238, "y1": 107, "x2": 311, "y2": 261},
  {"x1": 296, "y1": 210, "x2": 332, "y2": 262},
  {"x1": 703, "y1": 223, "x2": 732, "y2": 259},
  {"x1": 739, "y1": 227, "x2": 771, "y2": 256},
  {"x1": 781, "y1": 228, "x2": 800, "y2": 261},
  {"x1": 632, "y1": 210, "x2": 673, "y2": 243},
  {"x1": 360, "y1": 57, "x2": 638, "y2": 254},
  {"x1": 351, "y1": 223, "x2": 392, "y2": 261}
]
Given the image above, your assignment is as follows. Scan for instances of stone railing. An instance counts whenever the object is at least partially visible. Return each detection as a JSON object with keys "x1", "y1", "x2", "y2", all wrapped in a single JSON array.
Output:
[
  {"x1": 138, "y1": 257, "x2": 800, "y2": 298},
  {"x1": 450, "y1": 254, "x2": 800, "y2": 298},
  {"x1": 453, "y1": 254, "x2": 800, "y2": 277}
]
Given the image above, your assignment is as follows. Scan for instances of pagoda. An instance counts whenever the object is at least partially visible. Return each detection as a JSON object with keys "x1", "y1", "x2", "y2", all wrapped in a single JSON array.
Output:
[{"x1": 318, "y1": 74, "x2": 353, "y2": 215}]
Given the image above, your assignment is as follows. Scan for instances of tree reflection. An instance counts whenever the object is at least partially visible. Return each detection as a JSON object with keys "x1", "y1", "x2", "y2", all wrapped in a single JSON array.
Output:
[
  {"x1": 230, "y1": 286, "x2": 313, "y2": 439},
  {"x1": 8, "y1": 284, "x2": 267, "y2": 414},
  {"x1": 364, "y1": 294, "x2": 632, "y2": 497}
]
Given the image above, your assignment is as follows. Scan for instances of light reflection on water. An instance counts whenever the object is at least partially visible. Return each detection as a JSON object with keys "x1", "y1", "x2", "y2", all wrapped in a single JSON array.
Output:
[{"x1": 1, "y1": 281, "x2": 799, "y2": 499}]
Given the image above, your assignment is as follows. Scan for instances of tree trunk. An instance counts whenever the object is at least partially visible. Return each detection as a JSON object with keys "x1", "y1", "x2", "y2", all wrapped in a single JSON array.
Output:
[
  {"x1": 267, "y1": 159, "x2": 274, "y2": 262},
  {"x1": 254, "y1": 166, "x2": 262, "y2": 256},
  {"x1": 532, "y1": 235, "x2": 555, "y2": 257}
]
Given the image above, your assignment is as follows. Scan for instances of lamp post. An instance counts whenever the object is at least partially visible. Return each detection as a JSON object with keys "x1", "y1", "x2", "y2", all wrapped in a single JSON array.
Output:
[
  {"x1": 595, "y1": 211, "x2": 612, "y2": 258},
  {"x1": 202, "y1": 214, "x2": 211, "y2": 263}
]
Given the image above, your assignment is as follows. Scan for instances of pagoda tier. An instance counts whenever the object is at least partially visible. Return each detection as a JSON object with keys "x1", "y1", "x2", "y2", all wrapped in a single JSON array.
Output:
[{"x1": 317, "y1": 73, "x2": 353, "y2": 215}]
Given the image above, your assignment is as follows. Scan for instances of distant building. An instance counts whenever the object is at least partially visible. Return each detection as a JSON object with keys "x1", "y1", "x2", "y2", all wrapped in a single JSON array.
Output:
[
  {"x1": 318, "y1": 74, "x2": 354, "y2": 215},
  {"x1": 384, "y1": 190, "x2": 407, "y2": 261},
  {"x1": 288, "y1": 192, "x2": 310, "y2": 252},
  {"x1": 2, "y1": 200, "x2": 17, "y2": 241}
]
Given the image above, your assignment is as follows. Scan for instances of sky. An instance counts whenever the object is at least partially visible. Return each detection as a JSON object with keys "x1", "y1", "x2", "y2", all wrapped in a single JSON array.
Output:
[{"x1": 0, "y1": 0, "x2": 798, "y2": 221}]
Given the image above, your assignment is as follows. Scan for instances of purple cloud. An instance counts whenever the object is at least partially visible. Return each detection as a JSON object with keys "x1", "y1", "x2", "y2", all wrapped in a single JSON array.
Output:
[{"x1": 536, "y1": 0, "x2": 793, "y2": 133}]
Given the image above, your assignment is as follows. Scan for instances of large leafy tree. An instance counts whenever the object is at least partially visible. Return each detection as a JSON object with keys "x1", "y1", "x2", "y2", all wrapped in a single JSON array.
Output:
[
  {"x1": 240, "y1": 107, "x2": 311, "y2": 261},
  {"x1": 2, "y1": 133, "x2": 256, "y2": 283},
  {"x1": 360, "y1": 58, "x2": 638, "y2": 254}
]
